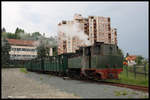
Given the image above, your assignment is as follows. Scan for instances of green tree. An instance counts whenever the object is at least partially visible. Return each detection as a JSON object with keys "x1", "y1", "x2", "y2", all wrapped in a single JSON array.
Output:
[
  {"x1": 2, "y1": 27, "x2": 6, "y2": 33},
  {"x1": 142, "y1": 58, "x2": 148, "y2": 64},
  {"x1": 2, "y1": 27, "x2": 7, "y2": 38},
  {"x1": 53, "y1": 47, "x2": 58, "y2": 56},
  {"x1": 1, "y1": 38, "x2": 11, "y2": 66},
  {"x1": 135, "y1": 55, "x2": 144, "y2": 65},
  {"x1": 15, "y1": 27, "x2": 25, "y2": 39},
  {"x1": 6, "y1": 32, "x2": 16, "y2": 39},
  {"x1": 36, "y1": 38, "x2": 50, "y2": 59},
  {"x1": 118, "y1": 48, "x2": 124, "y2": 56},
  {"x1": 15, "y1": 27, "x2": 25, "y2": 34},
  {"x1": 31, "y1": 32, "x2": 42, "y2": 40},
  {"x1": 36, "y1": 38, "x2": 50, "y2": 70},
  {"x1": 126, "y1": 52, "x2": 129, "y2": 57}
]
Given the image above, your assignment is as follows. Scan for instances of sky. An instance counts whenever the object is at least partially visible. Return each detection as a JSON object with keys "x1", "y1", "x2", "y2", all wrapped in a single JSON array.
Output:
[{"x1": 2, "y1": 2, "x2": 149, "y2": 58}]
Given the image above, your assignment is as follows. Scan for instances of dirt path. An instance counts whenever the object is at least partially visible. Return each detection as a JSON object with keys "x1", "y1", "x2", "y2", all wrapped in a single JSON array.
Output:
[{"x1": 2, "y1": 68, "x2": 80, "y2": 98}]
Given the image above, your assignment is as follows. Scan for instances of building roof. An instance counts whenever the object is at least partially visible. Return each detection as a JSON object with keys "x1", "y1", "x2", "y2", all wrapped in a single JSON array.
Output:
[
  {"x1": 7, "y1": 39, "x2": 37, "y2": 46},
  {"x1": 126, "y1": 55, "x2": 137, "y2": 61}
]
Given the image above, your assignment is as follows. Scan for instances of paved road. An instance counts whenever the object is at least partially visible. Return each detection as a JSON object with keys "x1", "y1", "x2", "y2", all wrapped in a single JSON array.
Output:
[{"x1": 2, "y1": 68, "x2": 149, "y2": 98}]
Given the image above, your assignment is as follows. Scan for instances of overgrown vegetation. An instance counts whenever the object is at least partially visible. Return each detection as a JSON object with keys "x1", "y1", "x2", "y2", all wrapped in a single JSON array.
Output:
[
  {"x1": 114, "y1": 90, "x2": 128, "y2": 96},
  {"x1": 20, "y1": 68, "x2": 28, "y2": 74}
]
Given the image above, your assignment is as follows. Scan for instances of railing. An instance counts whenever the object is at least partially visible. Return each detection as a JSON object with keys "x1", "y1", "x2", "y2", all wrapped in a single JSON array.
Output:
[{"x1": 124, "y1": 63, "x2": 149, "y2": 79}]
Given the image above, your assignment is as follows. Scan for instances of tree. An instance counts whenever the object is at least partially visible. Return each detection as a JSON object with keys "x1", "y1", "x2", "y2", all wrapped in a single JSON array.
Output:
[
  {"x1": 2, "y1": 27, "x2": 6, "y2": 33},
  {"x1": 31, "y1": 32, "x2": 42, "y2": 40},
  {"x1": 47, "y1": 36, "x2": 58, "y2": 47},
  {"x1": 118, "y1": 48, "x2": 124, "y2": 57},
  {"x1": 142, "y1": 58, "x2": 148, "y2": 64},
  {"x1": 36, "y1": 38, "x2": 50, "y2": 71},
  {"x1": 15, "y1": 27, "x2": 25, "y2": 34},
  {"x1": 135, "y1": 55, "x2": 144, "y2": 65},
  {"x1": 53, "y1": 47, "x2": 58, "y2": 56},
  {"x1": 6, "y1": 32, "x2": 16, "y2": 39},
  {"x1": 126, "y1": 52, "x2": 129, "y2": 57},
  {"x1": 15, "y1": 27, "x2": 25, "y2": 39},
  {"x1": 1, "y1": 38, "x2": 11, "y2": 66},
  {"x1": 36, "y1": 38, "x2": 50, "y2": 59}
]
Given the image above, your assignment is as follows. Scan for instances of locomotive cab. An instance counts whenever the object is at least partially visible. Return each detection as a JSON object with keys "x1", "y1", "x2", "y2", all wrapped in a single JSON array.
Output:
[{"x1": 80, "y1": 42, "x2": 123, "y2": 80}]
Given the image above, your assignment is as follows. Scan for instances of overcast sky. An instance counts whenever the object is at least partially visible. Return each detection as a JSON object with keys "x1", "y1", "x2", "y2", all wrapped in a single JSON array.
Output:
[{"x1": 2, "y1": 2, "x2": 149, "y2": 58}]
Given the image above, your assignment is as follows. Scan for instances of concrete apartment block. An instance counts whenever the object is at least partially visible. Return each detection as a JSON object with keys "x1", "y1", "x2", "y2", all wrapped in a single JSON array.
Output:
[
  {"x1": 111, "y1": 28, "x2": 117, "y2": 44},
  {"x1": 58, "y1": 14, "x2": 117, "y2": 55}
]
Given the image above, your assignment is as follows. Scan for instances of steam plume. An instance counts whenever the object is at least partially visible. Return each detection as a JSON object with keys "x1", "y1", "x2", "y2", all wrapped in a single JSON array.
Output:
[{"x1": 58, "y1": 21, "x2": 91, "y2": 46}]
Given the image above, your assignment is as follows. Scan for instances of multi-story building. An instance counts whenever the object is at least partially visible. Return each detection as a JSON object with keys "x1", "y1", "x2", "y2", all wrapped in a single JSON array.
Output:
[
  {"x1": 58, "y1": 14, "x2": 118, "y2": 55},
  {"x1": 7, "y1": 39, "x2": 53, "y2": 60},
  {"x1": 111, "y1": 28, "x2": 117, "y2": 44}
]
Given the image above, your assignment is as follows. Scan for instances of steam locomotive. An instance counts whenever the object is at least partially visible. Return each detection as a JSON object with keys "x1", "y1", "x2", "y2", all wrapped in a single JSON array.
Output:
[{"x1": 25, "y1": 42, "x2": 123, "y2": 80}]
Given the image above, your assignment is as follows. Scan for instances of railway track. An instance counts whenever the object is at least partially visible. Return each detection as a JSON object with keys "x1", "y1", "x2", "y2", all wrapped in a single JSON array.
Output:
[
  {"x1": 64, "y1": 76, "x2": 149, "y2": 93},
  {"x1": 97, "y1": 81, "x2": 149, "y2": 93},
  {"x1": 29, "y1": 70, "x2": 149, "y2": 93}
]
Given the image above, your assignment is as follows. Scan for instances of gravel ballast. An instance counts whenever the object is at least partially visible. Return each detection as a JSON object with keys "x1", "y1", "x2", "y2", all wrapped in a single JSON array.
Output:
[{"x1": 2, "y1": 68, "x2": 149, "y2": 98}]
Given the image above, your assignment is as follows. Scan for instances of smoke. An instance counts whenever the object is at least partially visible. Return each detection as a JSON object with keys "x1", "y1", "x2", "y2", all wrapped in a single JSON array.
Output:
[
  {"x1": 33, "y1": 36, "x2": 57, "y2": 48},
  {"x1": 58, "y1": 21, "x2": 92, "y2": 77},
  {"x1": 17, "y1": 32, "x2": 57, "y2": 48},
  {"x1": 58, "y1": 21, "x2": 91, "y2": 46}
]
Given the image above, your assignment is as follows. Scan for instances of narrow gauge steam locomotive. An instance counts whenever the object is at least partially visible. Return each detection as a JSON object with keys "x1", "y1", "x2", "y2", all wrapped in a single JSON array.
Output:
[{"x1": 25, "y1": 42, "x2": 123, "y2": 80}]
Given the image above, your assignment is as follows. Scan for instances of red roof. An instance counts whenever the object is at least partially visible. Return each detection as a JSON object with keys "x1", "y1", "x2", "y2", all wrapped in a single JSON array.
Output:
[
  {"x1": 126, "y1": 55, "x2": 136, "y2": 61},
  {"x1": 7, "y1": 39, "x2": 37, "y2": 46}
]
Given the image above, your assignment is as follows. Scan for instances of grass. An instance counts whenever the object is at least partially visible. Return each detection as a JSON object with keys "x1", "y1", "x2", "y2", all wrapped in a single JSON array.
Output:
[
  {"x1": 128, "y1": 63, "x2": 149, "y2": 73},
  {"x1": 73, "y1": 93, "x2": 79, "y2": 97},
  {"x1": 106, "y1": 66, "x2": 149, "y2": 87},
  {"x1": 114, "y1": 90, "x2": 128, "y2": 96},
  {"x1": 40, "y1": 77, "x2": 43, "y2": 80},
  {"x1": 20, "y1": 68, "x2": 28, "y2": 74}
]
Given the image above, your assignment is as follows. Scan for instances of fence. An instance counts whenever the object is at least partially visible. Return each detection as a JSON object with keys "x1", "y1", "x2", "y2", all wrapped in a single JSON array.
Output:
[{"x1": 124, "y1": 63, "x2": 149, "y2": 80}]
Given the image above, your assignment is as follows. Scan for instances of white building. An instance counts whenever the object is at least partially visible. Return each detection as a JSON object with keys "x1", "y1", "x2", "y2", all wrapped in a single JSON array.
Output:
[{"x1": 7, "y1": 39, "x2": 53, "y2": 60}]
